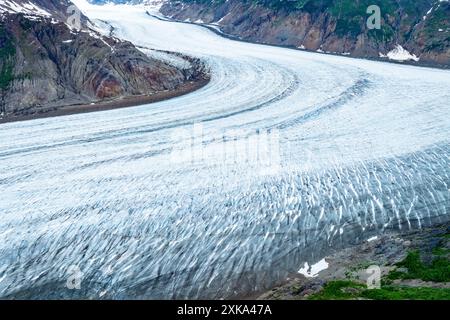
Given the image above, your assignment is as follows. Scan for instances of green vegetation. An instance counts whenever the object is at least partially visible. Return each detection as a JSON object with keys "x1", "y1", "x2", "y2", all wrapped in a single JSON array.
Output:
[
  {"x1": 180, "y1": 0, "x2": 423, "y2": 41},
  {"x1": 432, "y1": 246, "x2": 450, "y2": 256},
  {"x1": 387, "y1": 249, "x2": 449, "y2": 282},
  {"x1": 183, "y1": 0, "x2": 401, "y2": 15},
  {"x1": 0, "y1": 60, "x2": 14, "y2": 91},
  {"x1": 309, "y1": 279, "x2": 450, "y2": 300},
  {"x1": 309, "y1": 280, "x2": 366, "y2": 300},
  {"x1": 328, "y1": 0, "x2": 384, "y2": 17},
  {"x1": 335, "y1": 18, "x2": 363, "y2": 37},
  {"x1": 362, "y1": 285, "x2": 450, "y2": 300},
  {"x1": 310, "y1": 232, "x2": 449, "y2": 300},
  {"x1": 368, "y1": 24, "x2": 395, "y2": 42},
  {"x1": 0, "y1": 26, "x2": 15, "y2": 58},
  {"x1": 387, "y1": 233, "x2": 450, "y2": 282},
  {"x1": 0, "y1": 25, "x2": 16, "y2": 90},
  {"x1": 422, "y1": 2, "x2": 450, "y2": 52},
  {"x1": 424, "y1": 2, "x2": 450, "y2": 34},
  {"x1": 19, "y1": 16, "x2": 34, "y2": 31},
  {"x1": 248, "y1": 0, "x2": 399, "y2": 17},
  {"x1": 178, "y1": 0, "x2": 449, "y2": 51}
]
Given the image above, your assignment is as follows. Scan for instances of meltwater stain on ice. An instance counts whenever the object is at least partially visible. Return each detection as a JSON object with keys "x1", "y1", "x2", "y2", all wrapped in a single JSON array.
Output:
[{"x1": 298, "y1": 259, "x2": 329, "y2": 278}]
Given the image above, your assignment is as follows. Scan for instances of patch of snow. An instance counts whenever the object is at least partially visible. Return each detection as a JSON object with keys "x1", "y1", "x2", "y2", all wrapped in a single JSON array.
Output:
[
  {"x1": 367, "y1": 236, "x2": 378, "y2": 242},
  {"x1": 0, "y1": 0, "x2": 51, "y2": 17},
  {"x1": 87, "y1": 20, "x2": 109, "y2": 35},
  {"x1": 142, "y1": 49, "x2": 191, "y2": 69},
  {"x1": 298, "y1": 45, "x2": 305, "y2": 50},
  {"x1": 62, "y1": 40, "x2": 73, "y2": 43},
  {"x1": 382, "y1": 45, "x2": 420, "y2": 62},
  {"x1": 298, "y1": 258, "x2": 329, "y2": 278},
  {"x1": 215, "y1": 13, "x2": 230, "y2": 24}
]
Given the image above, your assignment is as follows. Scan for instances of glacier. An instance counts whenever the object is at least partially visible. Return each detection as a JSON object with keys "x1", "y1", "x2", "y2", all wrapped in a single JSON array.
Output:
[{"x1": 0, "y1": 1, "x2": 449, "y2": 299}]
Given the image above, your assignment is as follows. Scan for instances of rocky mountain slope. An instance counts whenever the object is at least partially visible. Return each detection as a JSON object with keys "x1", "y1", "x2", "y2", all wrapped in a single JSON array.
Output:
[
  {"x1": 160, "y1": 0, "x2": 450, "y2": 68},
  {"x1": 257, "y1": 222, "x2": 450, "y2": 300},
  {"x1": 0, "y1": 0, "x2": 88, "y2": 22},
  {"x1": 0, "y1": 0, "x2": 205, "y2": 118}
]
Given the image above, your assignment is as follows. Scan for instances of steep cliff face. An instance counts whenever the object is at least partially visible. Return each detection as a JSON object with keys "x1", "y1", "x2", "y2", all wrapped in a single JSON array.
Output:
[
  {"x1": 0, "y1": 0, "x2": 204, "y2": 118},
  {"x1": 161, "y1": 0, "x2": 450, "y2": 67}
]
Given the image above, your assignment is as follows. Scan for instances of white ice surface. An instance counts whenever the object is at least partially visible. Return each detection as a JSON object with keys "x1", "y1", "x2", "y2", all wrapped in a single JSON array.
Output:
[{"x1": 0, "y1": 1, "x2": 449, "y2": 299}]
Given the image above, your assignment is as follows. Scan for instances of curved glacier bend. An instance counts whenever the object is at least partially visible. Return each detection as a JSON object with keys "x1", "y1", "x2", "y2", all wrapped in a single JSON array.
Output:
[{"x1": 0, "y1": 2, "x2": 449, "y2": 299}]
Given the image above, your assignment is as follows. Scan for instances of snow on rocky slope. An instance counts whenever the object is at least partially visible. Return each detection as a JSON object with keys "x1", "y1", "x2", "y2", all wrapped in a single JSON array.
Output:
[
  {"x1": 0, "y1": 0, "x2": 51, "y2": 17},
  {"x1": 0, "y1": 0, "x2": 202, "y2": 118}
]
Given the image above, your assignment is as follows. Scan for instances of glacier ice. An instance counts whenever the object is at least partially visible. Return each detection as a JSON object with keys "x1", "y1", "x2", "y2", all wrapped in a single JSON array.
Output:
[{"x1": 0, "y1": 1, "x2": 449, "y2": 299}]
